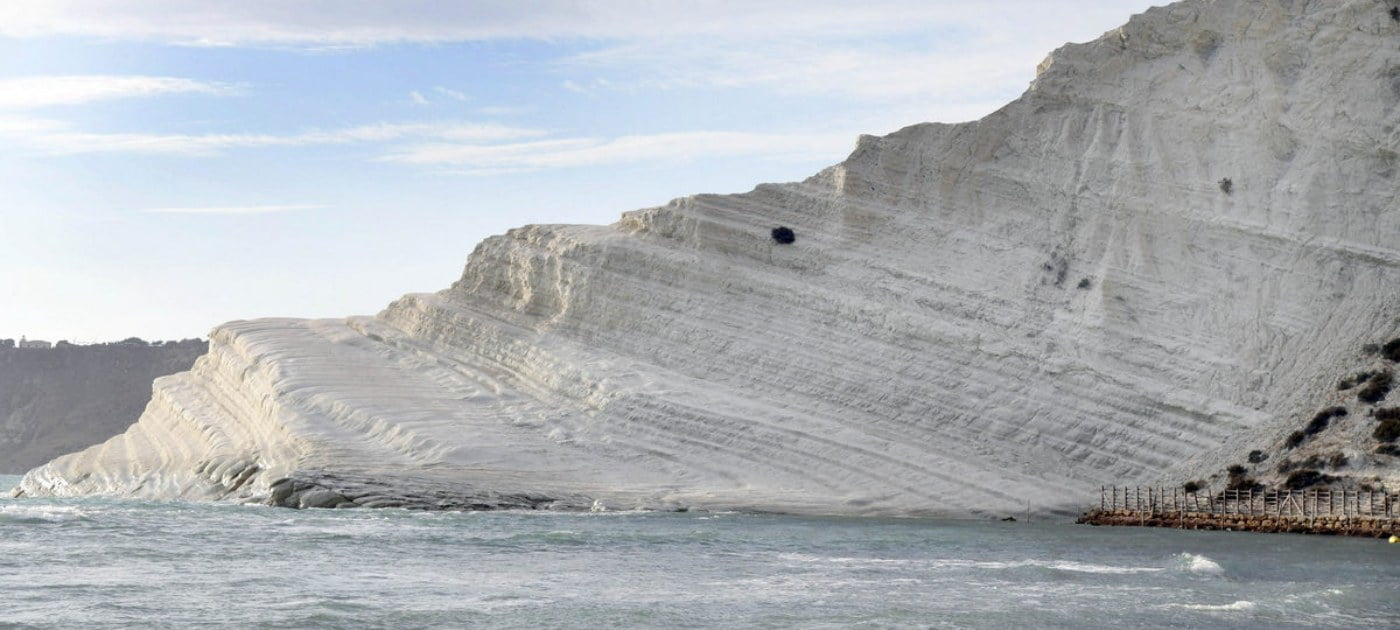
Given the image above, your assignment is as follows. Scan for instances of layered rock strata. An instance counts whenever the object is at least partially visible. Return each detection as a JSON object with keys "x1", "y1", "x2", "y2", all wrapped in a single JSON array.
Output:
[{"x1": 16, "y1": 0, "x2": 1400, "y2": 515}]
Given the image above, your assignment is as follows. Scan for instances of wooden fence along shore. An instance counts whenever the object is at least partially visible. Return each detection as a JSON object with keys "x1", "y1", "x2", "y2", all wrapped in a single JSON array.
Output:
[{"x1": 1077, "y1": 486, "x2": 1400, "y2": 537}]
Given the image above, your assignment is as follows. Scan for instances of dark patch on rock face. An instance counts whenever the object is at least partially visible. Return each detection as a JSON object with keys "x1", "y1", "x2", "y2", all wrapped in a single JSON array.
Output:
[
  {"x1": 1041, "y1": 254, "x2": 1069, "y2": 287},
  {"x1": 771, "y1": 226, "x2": 796, "y2": 244},
  {"x1": 1191, "y1": 30, "x2": 1222, "y2": 63}
]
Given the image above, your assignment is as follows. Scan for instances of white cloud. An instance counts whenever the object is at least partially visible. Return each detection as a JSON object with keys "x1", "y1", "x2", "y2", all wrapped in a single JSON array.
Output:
[
  {"x1": 433, "y1": 86, "x2": 468, "y2": 101},
  {"x1": 0, "y1": 111, "x2": 848, "y2": 174},
  {"x1": 562, "y1": 43, "x2": 1033, "y2": 105},
  {"x1": 0, "y1": 75, "x2": 240, "y2": 109},
  {"x1": 381, "y1": 131, "x2": 856, "y2": 172},
  {"x1": 545, "y1": 2, "x2": 1153, "y2": 108},
  {"x1": 139, "y1": 204, "x2": 328, "y2": 215},
  {"x1": 408, "y1": 86, "x2": 469, "y2": 106},
  {"x1": 0, "y1": 114, "x2": 67, "y2": 133},
  {"x1": 0, "y1": 3, "x2": 1155, "y2": 112},
  {"x1": 476, "y1": 105, "x2": 530, "y2": 116},
  {"x1": 0, "y1": 1, "x2": 1148, "y2": 46},
  {"x1": 1, "y1": 120, "x2": 546, "y2": 156}
]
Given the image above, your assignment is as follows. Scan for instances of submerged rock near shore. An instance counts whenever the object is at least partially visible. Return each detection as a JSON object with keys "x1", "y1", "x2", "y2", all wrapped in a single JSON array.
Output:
[{"x1": 15, "y1": 0, "x2": 1400, "y2": 515}]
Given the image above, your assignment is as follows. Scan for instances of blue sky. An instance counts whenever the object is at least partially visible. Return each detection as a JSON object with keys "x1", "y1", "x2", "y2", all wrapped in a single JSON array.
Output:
[{"x1": 0, "y1": 1, "x2": 1157, "y2": 342}]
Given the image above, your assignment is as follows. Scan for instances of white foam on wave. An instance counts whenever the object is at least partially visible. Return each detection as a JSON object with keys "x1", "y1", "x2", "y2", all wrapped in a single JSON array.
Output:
[
  {"x1": 0, "y1": 503, "x2": 91, "y2": 523},
  {"x1": 1176, "y1": 600, "x2": 1256, "y2": 612},
  {"x1": 1038, "y1": 560, "x2": 1164, "y2": 575},
  {"x1": 773, "y1": 552, "x2": 1164, "y2": 574},
  {"x1": 1173, "y1": 552, "x2": 1224, "y2": 576}
]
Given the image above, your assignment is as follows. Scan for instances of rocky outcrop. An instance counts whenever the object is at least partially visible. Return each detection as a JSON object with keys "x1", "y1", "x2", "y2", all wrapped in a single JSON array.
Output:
[
  {"x1": 14, "y1": 0, "x2": 1400, "y2": 515},
  {"x1": 0, "y1": 340, "x2": 206, "y2": 472}
]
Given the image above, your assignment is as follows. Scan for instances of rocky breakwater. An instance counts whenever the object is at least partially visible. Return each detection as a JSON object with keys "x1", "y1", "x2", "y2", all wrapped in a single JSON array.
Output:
[
  {"x1": 1079, "y1": 509, "x2": 1399, "y2": 537},
  {"x1": 14, "y1": 0, "x2": 1400, "y2": 515}
]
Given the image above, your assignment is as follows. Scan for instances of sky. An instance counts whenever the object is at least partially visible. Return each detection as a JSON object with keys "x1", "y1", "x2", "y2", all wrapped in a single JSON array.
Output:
[{"x1": 0, "y1": 0, "x2": 1159, "y2": 343}]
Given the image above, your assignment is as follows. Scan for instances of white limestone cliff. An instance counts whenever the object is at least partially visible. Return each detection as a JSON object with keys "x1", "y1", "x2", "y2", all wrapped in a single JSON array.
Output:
[{"x1": 15, "y1": 0, "x2": 1400, "y2": 515}]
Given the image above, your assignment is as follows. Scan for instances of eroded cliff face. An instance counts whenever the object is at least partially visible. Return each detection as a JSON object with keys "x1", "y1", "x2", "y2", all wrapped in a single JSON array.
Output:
[
  {"x1": 15, "y1": 0, "x2": 1400, "y2": 515},
  {"x1": 0, "y1": 341, "x2": 206, "y2": 473}
]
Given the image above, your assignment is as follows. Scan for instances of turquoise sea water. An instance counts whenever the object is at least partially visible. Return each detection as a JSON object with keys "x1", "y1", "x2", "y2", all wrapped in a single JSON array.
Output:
[{"x1": 1, "y1": 475, "x2": 1397, "y2": 628}]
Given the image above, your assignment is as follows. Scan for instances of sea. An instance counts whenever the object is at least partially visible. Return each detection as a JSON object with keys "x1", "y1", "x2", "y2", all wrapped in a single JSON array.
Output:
[{"x1": 1, "y1": 476, "x2": 1397, "y2": 629}]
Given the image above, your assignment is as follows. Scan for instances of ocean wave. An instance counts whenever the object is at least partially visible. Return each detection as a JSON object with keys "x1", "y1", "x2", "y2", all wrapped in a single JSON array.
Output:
[
  {"x1": 1175, "y1": 600, "x2": 1256, "y2": 612},
  {"x1": 1037, "y1": 560, "x2": 1164, "y2": 575},
  {"x1": 1172, "y1": 552, "x2": 1224, "y2": 576},
  {"x1": 772, "y1": 553, "x2": 1164, "y2": 574},
  {"x1": 0, "y1": 504, "x2": 92, "y2": 524}
]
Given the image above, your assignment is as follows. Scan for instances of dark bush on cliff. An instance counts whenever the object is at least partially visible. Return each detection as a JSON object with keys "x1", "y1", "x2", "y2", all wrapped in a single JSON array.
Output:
[
  {"x1": 1226, "y1": 476, "x2": 1264, "y2": 492},
  {"x1": 1278, "y1": 455, "x2": 1325, "y2": 474},
  {"x1": 1305, "y1": 413, "x2": 1330, "y2": 436},
  {"x1": 771, "y1": 226, "x2": 796, "y2": 244},
  {"x1": 1339, "y1": 371, "x2": 1376, "y2": 390},
  {"x1": 1284, "y1": 469, "x2": 1333, "y2": 490},
  {"x1": 1376, "y1": 419, "x2": 1400, "y2": 443},
  {"x1": 1224, "y1": 464, "x2": 1262, "y2": 492},
  {"x1": 1358, "y1": 370, "x2": 1393, "y2": 404}
]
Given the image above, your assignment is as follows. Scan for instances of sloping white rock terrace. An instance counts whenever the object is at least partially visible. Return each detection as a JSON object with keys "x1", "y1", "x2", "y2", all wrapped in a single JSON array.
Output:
[{"x1": 16, "y1": 0, "x2": 1400, "y2": 515}]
